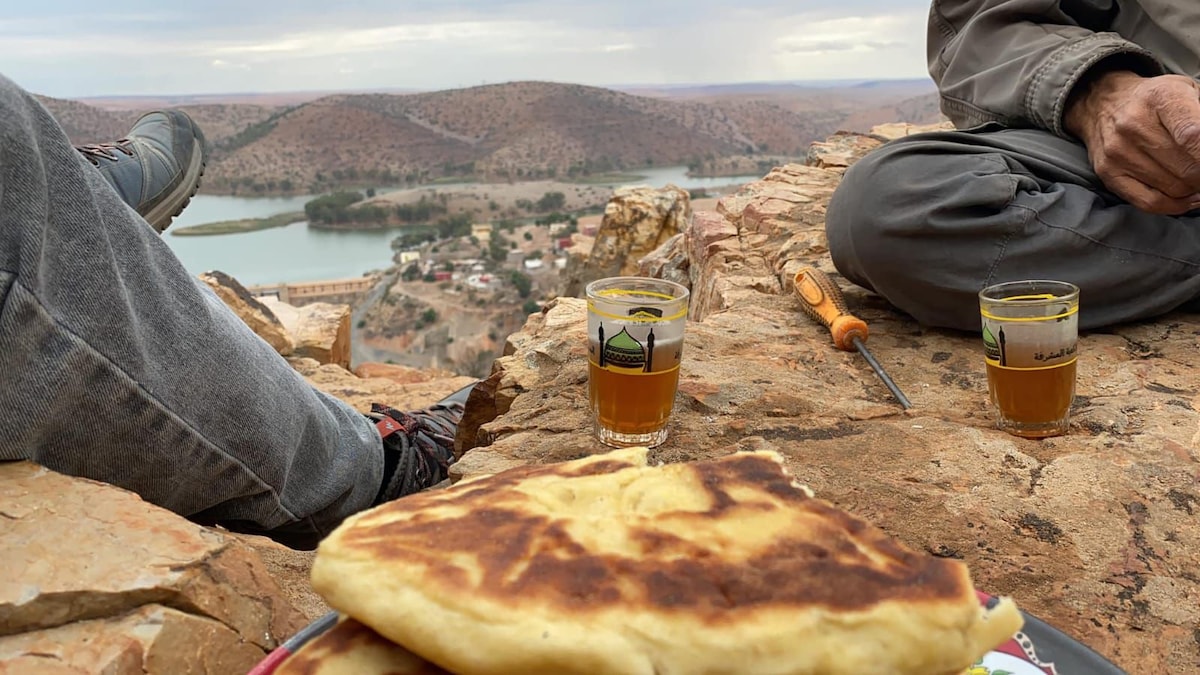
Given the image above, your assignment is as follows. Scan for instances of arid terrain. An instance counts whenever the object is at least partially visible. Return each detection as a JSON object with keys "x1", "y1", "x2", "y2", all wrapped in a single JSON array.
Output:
[
  {"x1": 37, "y1": 77, "x2": 943, "y2": 373},
  {"x1": 39, "y1": 79, "x2": 942, "y2": 197}
]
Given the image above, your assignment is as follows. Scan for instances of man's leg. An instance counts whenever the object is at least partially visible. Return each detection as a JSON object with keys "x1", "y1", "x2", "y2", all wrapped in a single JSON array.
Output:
[
  {"x1": 826, "y1": 126, "x2": 1200, "y2": 331},
  {"x1": 0, "y1": 74, "x2": 438, "y2": 549}
]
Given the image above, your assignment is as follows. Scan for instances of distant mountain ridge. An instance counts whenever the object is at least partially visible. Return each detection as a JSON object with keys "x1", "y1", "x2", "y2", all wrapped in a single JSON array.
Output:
[{"x1": 37, "y1": 79, "x2": 943, "y2": 196}]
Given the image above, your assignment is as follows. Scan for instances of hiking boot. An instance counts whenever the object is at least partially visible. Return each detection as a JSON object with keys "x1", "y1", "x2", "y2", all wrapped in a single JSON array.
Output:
[
  {"x1": 367, "y1": 382, "x2": 476, "y2": 502},
  {"x1": 77, "y1": 109, "x2": 207, "y2": 233}
]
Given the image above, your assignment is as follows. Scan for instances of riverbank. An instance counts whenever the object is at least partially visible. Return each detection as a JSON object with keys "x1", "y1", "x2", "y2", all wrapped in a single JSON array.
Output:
[
  {"x1": 171, "y1": 211, "x2": 305, "y2": 236},
  {"x1": 194, "y1": 165, "x2": 766, "y2": 198},
  {"x1": 364, "y1": 180, "x2": 614, "y2": 224},
  {"x1": 686, "y1": 154, "x2": 806, "y2": 178}
]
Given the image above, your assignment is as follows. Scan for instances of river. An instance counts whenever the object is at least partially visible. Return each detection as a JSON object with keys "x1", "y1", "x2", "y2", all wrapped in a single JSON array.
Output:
[{"x1": 163, "y1": 166, "x2": 760, "y2": 286}]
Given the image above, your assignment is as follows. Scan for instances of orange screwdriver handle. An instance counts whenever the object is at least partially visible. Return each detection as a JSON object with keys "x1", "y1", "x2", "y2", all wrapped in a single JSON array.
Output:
[{"x1": 793, "y1": 267, "x2": 868, "y2": 352}]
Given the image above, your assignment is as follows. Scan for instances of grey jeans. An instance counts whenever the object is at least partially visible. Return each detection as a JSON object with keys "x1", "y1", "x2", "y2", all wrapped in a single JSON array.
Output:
[
  {"x1": 826, "y1": 126, "x2": 1200, "y2": 331},
  {"x1": 0, "y1": 75, "x2": 382, "y2": 549}
]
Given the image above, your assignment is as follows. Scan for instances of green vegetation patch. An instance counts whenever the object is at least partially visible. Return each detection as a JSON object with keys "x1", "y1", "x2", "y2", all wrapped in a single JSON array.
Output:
[
  {"x1": 566, "y1": 172, "x2": 647, "y2": 185},
  {"x1": 171, "y1": 211, "x2": 305, "y2": 237},
  {"x1": 306, "y1": 191, "x2": 450, "y2": 227},
  {"x1": 217, "y1": 111, "x2": 286, "y2": 153}
]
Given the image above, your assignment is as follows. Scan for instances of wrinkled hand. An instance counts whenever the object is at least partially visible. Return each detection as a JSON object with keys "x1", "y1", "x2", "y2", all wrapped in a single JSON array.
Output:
[{"x1": 1065, "y1": 71, "x2": 1200, "y2": 215}]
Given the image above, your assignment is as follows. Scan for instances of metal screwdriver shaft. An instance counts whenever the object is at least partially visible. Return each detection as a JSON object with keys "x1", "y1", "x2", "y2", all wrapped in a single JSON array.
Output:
[
  {"x1": 791, "y1": 267, "x2": 913, "y2": 410},
  {"x1": 847, "y1": 334, "x2": 912, "y2": 409}
]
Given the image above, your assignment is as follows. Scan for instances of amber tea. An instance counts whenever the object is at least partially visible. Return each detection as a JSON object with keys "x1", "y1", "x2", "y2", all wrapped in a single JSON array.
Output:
[
  {"x1": 979, "y1": 280, "x2": 1079, "y2": 439},
  {"x1": 985, "y1": 360, "x2": 1076, "y2": 438},
  {"x1": 586, "y1": 277, "x2": 689, "y2": 448},
  {"x1": 588, "y1": 337, "x2": 682, "y2": 436}
]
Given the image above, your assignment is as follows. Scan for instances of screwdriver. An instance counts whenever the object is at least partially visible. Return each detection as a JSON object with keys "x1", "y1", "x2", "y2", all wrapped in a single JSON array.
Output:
[{"x1": 791, "y1": 267, "x2": 912, "y2": 410}]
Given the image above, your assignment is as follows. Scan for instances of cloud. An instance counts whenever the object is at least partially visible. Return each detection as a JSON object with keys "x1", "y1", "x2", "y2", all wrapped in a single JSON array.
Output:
[
  {"x1": 0, "y1": 0, "x2": 933, "y2": 96},
  {"x1": 777, "y1": 38, "x2": 907, "y2": 55},
  {"x1": 210, "y1": 21, "x2": 533, "y2": 57},
  {"x1": 774, "y1": 12, "x2": 919, "y2": 55},
  {"x1": 211, "y1": 59, "x2": 250, "y2": 71},
  {"x1": 769, "y1": 9, "x2": 927, "y2": 75}
]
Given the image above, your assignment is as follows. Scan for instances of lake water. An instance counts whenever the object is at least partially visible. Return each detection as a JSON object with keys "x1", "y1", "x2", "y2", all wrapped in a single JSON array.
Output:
[{"x1": 163, "y1": 166, "x2": 760, "y2": 286}]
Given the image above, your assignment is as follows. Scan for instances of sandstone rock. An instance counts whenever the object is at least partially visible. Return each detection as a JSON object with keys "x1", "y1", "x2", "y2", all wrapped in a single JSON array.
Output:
[
  {"x1": 290, "y1": 357, "x2": 476, "y2": 413},
  {"x1": 561, "y1": 185, "x2": 691, "y2": 296},
  {"x1": 805, "y1": 122, "x2": 956, "y2": 173},
  {"x1": 199, "y1": 270, "x2": 295, "y2": 356},
  {"x1": 805, "y1": 131, "x2": 886, "y2": 172},
  {"x1": 448, "y1": 448, "x2": 529, "y2": 482},
  {"x1": 459, "y1": 149, "x2": 1200, "y2": 672},
  {"x1": 264, "y1": 298, "x2": 352, "y2": 369},
  {"x1": 0, "y1": 604, "x2": 265, "y2": 673},
  {"x1": 636, "y1": 232, "x2": 689, "y2": 287},
  {"x1": 223, "y1": 532, "x2": 327, "y2": 623},
  {"x1": 354, "y1": 361, "x2": 461, "y2": 385},
  {"x1": 869, "y1": 120, "x2": 956, "y2": 140},
  {"x1": 453, "y1": 369, "x2": 505, "y2": 458},
  {"x1": 0, "y1": 462, "x2": 306, "y2": 673}
]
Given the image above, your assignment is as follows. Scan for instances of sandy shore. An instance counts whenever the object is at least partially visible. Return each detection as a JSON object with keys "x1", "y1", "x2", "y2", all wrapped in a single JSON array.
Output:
[
  {"x1": 366, "y1": 180, "x2": 617, "y2": 221},
  {"x1": 364, "y1": 181, "x2": 743, "y2": 225}
]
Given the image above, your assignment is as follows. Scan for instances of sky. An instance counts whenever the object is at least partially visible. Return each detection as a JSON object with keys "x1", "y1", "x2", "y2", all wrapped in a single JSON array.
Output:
[{"x1": 0, "y1": 0, "x2": 933, "y2": 97}]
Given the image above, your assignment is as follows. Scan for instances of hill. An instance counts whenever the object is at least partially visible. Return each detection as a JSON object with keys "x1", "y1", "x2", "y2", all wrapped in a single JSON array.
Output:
[
  {"x1": 207, "y1": 81, "x2": 762, "y2": 193},
  {"x1": 36, "y1": 95, "x2": 281, "y2": 151},
  {"x1": 839, "y1": 93, "x2": 943, "y2": 134},
  {"x1": 34, "y1": 95, "x2": 132, "y2": 143},
  {"x1": 36, "y1": 80, "x2": 945, "y2": 196}
]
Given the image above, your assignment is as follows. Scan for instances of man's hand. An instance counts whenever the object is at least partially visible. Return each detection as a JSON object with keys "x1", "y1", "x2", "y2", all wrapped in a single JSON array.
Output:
[{"x1": 1065, "y1": 71, "x2": 1200, "y2": 215}]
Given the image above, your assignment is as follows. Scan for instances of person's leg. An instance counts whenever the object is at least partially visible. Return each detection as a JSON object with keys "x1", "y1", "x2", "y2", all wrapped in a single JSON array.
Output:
[
  {"x1": 826, "y1": 126, "x2": 1200, "y2": 331},
  {"x1": 0, "y1": 74, "x2": 446, "y2": 549}
]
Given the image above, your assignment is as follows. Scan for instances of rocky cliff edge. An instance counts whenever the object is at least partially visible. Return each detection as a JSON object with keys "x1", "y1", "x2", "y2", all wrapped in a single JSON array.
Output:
[{"x1": 455, "y1": 122, "x2": 1200, "y2": 673}]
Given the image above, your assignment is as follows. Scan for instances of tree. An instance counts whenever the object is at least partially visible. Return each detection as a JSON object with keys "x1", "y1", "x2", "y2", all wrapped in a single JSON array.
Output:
[
  {"x1": 421, "y1": 308, "x2": 438, "y2": 324},
  {"x1": 522, "y1": 299, "x2": 541, "y2": 315},
  {"x1": 489, "y1": 234, "x2": 508, "y2": 262},
  {"x1": 536, "y1": 191, "x2": 567, "y2": 212},
  {"x1": 436, "y1": 213, "x2": 472, "y2": 239},
  {"x1": 366, "y1": 187, "x2": 376, "y2": 198},
  {"x1": 442, "y1": 261, "x2": 454, "y2": 272},
  {"x1": 402, "y1": 263, "x2": 420, "y2": 282},
  {"x1": 523, "y1": 231, "x2": 533, "y2": 241},
  {"x1": 304, "y1": 191, "x2": 364, "y2": 224},
  {"x1": 423, "y1": 271, "x2": 436, "y2": 282},
  {"x1": 510, "y1": 271, "x2": 533, "y2": 298}
]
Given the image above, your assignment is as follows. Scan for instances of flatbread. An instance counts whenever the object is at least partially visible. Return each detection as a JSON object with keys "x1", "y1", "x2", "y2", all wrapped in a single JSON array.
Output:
[
  {"x1": 274, "y1": 617, "x2": 448, "y2": 675},
  {"x1": 312, "y1": 448, "x2": 1022, "y2": 675}
]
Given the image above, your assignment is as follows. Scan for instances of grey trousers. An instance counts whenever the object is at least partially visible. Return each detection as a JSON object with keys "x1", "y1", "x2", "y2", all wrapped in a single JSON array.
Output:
[
  {"x1": 0, "y1": 75, "x2": 382, "y2": 549},
  {"x1": 826, "y1": 126, "x2": 1200, "y2": 331}
]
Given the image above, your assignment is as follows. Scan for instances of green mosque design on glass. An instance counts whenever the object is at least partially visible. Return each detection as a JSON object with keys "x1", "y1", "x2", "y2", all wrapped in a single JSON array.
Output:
[
  {"x1": 597, "y1": 324, "x2": 656, "y2": 373},
  {"x1": 982, "y1": 324, "x2": 1006, "y2": 365}
]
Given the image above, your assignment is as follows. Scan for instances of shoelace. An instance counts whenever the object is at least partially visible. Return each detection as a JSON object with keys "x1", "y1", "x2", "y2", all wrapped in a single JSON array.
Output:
[
  {"x1": 406, "y1": 401, "x2": 464, "y2": 451},
  {"x1": 371, "y1": 401, "x2": 466, "y2": 501},
  {"x1": 76, "y1": 140, "x2": 134, "y2": 166}
]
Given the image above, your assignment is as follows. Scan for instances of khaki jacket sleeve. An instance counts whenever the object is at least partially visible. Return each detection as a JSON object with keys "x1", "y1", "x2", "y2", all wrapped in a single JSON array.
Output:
[{"x1": 929, "y1": 0, "x2": 1165, "y2": 136}]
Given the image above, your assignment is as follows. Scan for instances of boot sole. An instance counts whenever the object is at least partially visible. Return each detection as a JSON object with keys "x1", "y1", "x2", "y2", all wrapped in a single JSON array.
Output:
[{"x1": 145, "y1": 134, "x2": 206, "y2": 234}]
